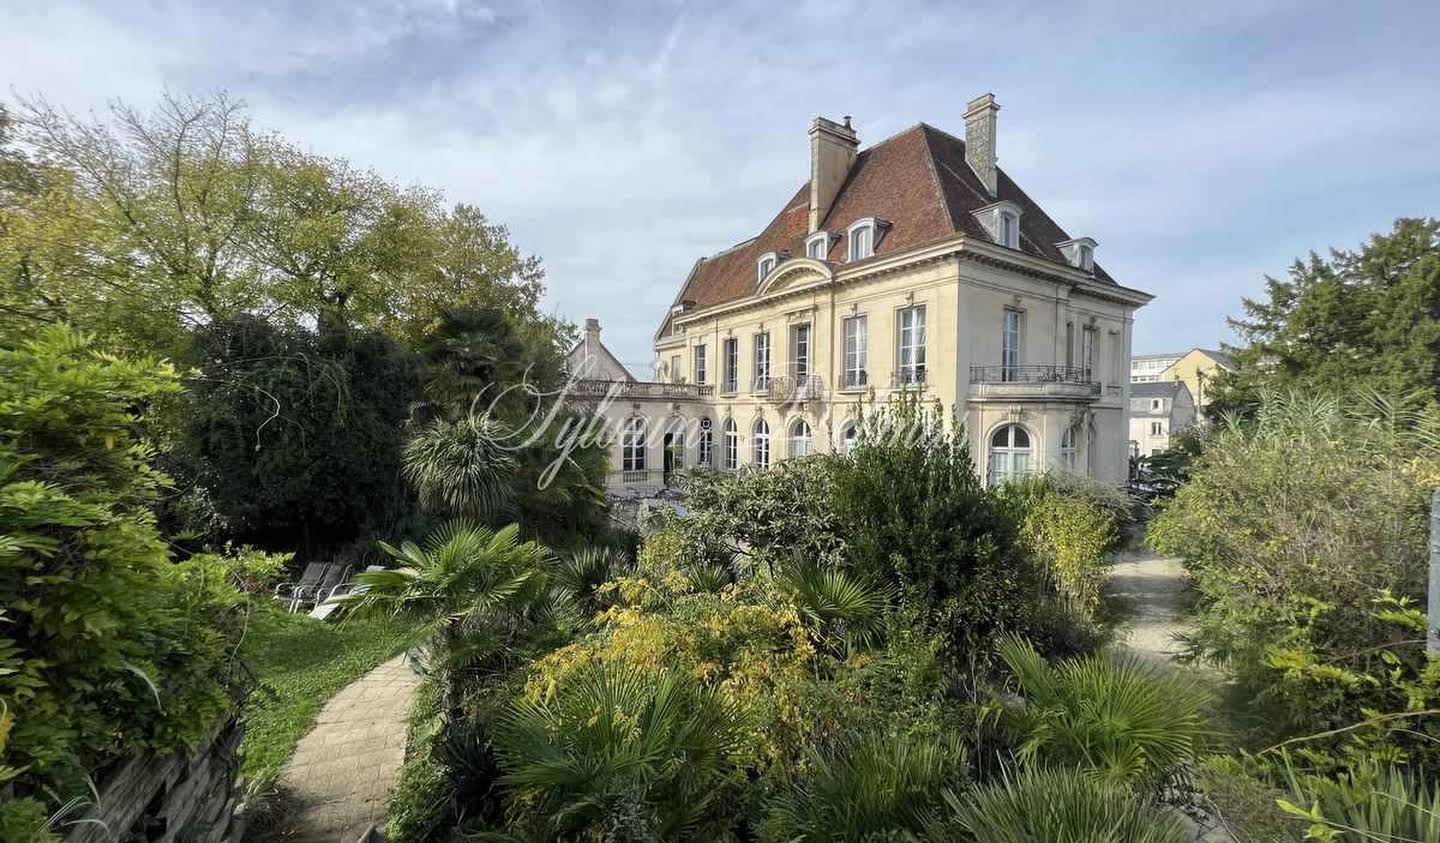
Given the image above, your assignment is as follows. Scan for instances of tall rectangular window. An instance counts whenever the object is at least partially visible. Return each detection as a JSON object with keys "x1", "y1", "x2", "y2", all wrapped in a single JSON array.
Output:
[
  {"x1": 842, "y1": 315, "x2": 868, "y2": 388},
  {"x1": 693, "y1": 344, "x2": 706, "y2": 385},
  {"x1": 622, "y1": 417, "x2": 646, "y2": 472},
  {"x1": 669, "y1": 354, "x2": 681, "y2": 383},
  {"x1": 1065, "y1": 322, "x2": 1075, "y2": 369},
  {"x1": 791, "y1": 323, "x2": 810, "y2": 380},
  {"x1": 1082, "y1": 326, "x2": 1097, "y2": 380},
  {"x1": 1002, "y1": 309, "x2": 1021, "y2": 381},
  {"x1": 698, "y1": 420, "x2": 713, "y2": 467},
  {"x1": 849, "y1": 225, "x2": 874, "y2": 261},
  {"x1": 897, "y1": 305, "x2": 927, "y2": 385},
  {"x1": 753, "y1": 331, "x2": 771, "y2": 390},
  {"x1": 722, "y1": 338, "x2": 739, "y2": 393}
]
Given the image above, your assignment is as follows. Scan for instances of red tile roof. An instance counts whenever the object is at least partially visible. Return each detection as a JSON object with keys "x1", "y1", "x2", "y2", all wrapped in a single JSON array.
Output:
[{"x1": 657, "y1": 123, "x2": 1113, "y2": 338}]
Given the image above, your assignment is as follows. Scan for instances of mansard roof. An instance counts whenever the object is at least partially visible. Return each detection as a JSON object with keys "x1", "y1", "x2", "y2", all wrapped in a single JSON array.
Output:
[{"x1": 657, "y1": 122, "x2": 1116, "y2": 338}]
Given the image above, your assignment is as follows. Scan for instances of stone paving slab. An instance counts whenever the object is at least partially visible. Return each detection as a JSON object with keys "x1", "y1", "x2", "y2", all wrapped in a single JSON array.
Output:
[{"x1": 280, "y1": 654, "x2": 419, "y2": 843}]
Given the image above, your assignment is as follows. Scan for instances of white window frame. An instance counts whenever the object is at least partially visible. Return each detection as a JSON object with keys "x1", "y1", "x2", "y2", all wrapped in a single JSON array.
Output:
[
  {"x1": 806, "y1": 231, "x2": 831, "y2": 260},
  {"x1": 722, "y1": 337, "x2": 739, "y2": 393},
  {"x1": 987, "y1": 424, "x2": 1032, "y2": 486},
  {"x1": 669, "y1": 354, "x2": 681, "y2": 383},
  {"x1": 694, "y1": 344, "x2": 707, "y2": 385},
  {"x1": 842, "y1": 314, "x2": 868, "y2": 388},
  {"x1": 897, "y1": 304, "x2": 927, "y2": 385},
  {"x1": 1150, "y1": 421, "x2": 1164, "y2": 437},
  {"x1": 839, "y1": 422, "x2": 858, "y2": 455},
  {"x1": 1151, "y1": 398, "x2": 1162, "y2": 412},
  {"x1": 752, "y1": 419, "x2": 770, "y2": 469},
  {"x1": 622, "y1": 417, "x2": 647, "y2": 472},
  {"x1": 723, "y1": 419, "x2": 739, "y2": 471},
  {"x1": 791, "y1": 323, "x2": 811, "y2": 380},
  {"x1": 1081, "y1": 326, "x2": 1097, "y2": 380},
  {"x1": 1078, "y1": 243, "x2": 1094, "y2": 272},
  {"x1": 1002, "y1": 308, "x2": 1022, "y2": 381},
  {"x1": 698, "y1": 418, "x2": 713, "y2": 467},
  {"x1": 757, "y1": 252, "x2": 778, "y2": 283},
  {"x1": 1060, "y1": 425, "x2": 1079, "y2": 472},
  {"x1": 789, "y1": 419, "x2": 812, "y2": 457},
  {"x1": 753, "y1": 331, "x2": 771, "y2": 391},
  {"x1": 847, "y1": 218, "x2": 878, "y2": 261},
  {"x1": 998, "y1": 209, "x2": 1019, "y2": 248}
]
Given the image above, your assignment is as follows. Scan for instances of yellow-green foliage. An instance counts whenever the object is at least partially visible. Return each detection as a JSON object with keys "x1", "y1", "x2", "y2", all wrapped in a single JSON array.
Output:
[
  {"x1": 528, "y1": 578, "x2": 819, "y2": 772},
  {"x1": 1019, "y1": 492, "x2": 1116, "y2": 619}
]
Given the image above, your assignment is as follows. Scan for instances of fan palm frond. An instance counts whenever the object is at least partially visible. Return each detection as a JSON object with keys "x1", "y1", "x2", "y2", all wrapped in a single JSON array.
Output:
[
  {"x1": 777, "y1": 562, "x2": 892, "y2": 654},
  {"x1": 945, "y1": 765, "x2": 1190, "y2": 843},
  {"x1": 404, "y1": 414, "x2": 518, "y2": 521}
]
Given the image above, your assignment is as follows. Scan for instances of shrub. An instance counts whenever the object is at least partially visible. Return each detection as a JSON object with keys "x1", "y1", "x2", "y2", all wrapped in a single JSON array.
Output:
[
  {"x1": 493, "y1": 662, "x2": 746, "y2": 841},
  {"x1": 1277, "y1": 758, "x2": 1440, "y2": 842},
  {"x1": 996, "y1": 636, "x2": 1213, "y2": 791},
  {"x1": 685, "y1": 456, "x2": 846, "y2": 563},
  {"x1": 945, "y1": 766, "x2": 1190, "y2": 843},
  {"x1": 827, "y1": 397, "x2": 1047, "y2": 659},
  {"x1": 1148, "y1": 390, "x2": 1440, "y2": 765},
  {"x1": 0, "y1": 327, "x2": 245, "y2": 806},
  {"x1": 997, "y1": 475, "x2": 1119, "y2": 621},
  {"x1": 762, "y1": 731, "x2": 966, "y2": 842}
]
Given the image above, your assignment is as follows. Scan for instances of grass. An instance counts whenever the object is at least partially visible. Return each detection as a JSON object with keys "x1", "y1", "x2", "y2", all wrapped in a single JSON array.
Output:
[{"x1": 237, "y1": 600, "x2": 417, "y2": 784}]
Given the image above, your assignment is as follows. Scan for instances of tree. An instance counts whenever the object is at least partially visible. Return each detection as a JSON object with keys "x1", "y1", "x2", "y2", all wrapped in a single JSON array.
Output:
[
  {"x1": 179, "y1": 316, "x2": 421, "y2": 555},
  {"x1": 343, "y1": 522, "x2": 556, "y2": 719},
  {"x1": 1213, "y1": 217, "x2": 1440, "y2": 413}
]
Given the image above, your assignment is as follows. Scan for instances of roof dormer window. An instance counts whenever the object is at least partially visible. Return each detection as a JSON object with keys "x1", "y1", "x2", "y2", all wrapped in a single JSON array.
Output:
[
  {"x1": 847, "y1": 218, "x2": 884, "y2": 261},
  {"x1": 806, "y1": 231, "x2": 831, "y2": 260},
  {"x1": 973, "y1": 201, "x2": 1023, "y2": 251},
  {"x1": 757, "y1": 252, "x2": 778, "y2": 282},
  {"x1": 998, "y1": 209, "x2": 1019, "y2": 249},
  {"x1": 1056, "y1": 237, "x2": 1098, "y2": 273}
]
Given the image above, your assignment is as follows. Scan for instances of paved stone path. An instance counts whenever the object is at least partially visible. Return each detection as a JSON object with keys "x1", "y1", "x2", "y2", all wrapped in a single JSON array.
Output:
[
  {"x1": 1108, "y1": 549, "x2": 1191, "y2": 662},
  {"x1": 280, "y1": 655, "x2": 419, "y2": 843}
]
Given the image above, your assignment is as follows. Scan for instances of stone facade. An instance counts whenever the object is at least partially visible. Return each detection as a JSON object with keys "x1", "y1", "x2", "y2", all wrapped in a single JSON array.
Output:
[{"x1": 1128, "y1": 380, "x2": 1196, "y2": 456}]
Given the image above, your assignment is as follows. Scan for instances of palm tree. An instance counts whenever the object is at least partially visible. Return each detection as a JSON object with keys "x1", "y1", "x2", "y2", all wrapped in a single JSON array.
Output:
[
  {"x1": 945, "y1": 766, "x2": 1190, "y2": 843},
  {"x1": 403, "y1": 414, "x2": 517, "y2": 522},
  {"x1": 996, "y1": 635, "x2": 1213, "y2": 791},
  {"x1": 343, "y1": 522, "x2": 553, "y2": 716},
  {"x1": 776, "y1": 562, "x2": 892, "y2": 655},
  {"x1": 492, "y1": 662, "x2": 744, "y2": 841}
]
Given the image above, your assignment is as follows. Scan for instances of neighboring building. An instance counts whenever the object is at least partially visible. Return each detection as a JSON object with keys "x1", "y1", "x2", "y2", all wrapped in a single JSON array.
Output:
[
  {"x1": 1129, "y1": 347, "x2": 1232, "y2": 409},
  {"x1": 1130, "y1": 352, "x2": 1183, "y2": 383},
  {"x1": 1128, "y1": 380, "x2": 1195, "y2": 456},
  {"x1": 1161, "y1": 348, "x2": 1232, "y2": 410},
  {"x1": 577, "y1": 93, "x2": 1153, "y2": 493}
]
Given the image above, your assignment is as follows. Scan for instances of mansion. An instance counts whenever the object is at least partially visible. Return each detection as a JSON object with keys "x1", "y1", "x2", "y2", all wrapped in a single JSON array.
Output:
[{"x1": 567, "y1": 94, "x2": 1153, "y2": 493}]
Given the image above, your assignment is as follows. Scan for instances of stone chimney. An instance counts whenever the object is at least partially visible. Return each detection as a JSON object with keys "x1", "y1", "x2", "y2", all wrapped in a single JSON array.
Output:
[
  {"x1": 964, "y1": 93, "x2": 1000, "y2": 196},
  {"x1": 583, "y1": 317, "x2": 601, "y2": 347},
  {"x1": 809, "y1": 115, "x2": 859, "y2": 232}
]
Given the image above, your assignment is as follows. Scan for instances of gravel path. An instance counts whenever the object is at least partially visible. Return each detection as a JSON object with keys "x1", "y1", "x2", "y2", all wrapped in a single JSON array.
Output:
[{"x1": 1108, "y1": 549, "x2": 1191, "y2": 661}]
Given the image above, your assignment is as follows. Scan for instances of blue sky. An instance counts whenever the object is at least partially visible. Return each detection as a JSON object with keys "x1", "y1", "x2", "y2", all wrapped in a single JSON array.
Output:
[{"x1": 4, "y1": 0, "x2": 1438, "y2": 370}]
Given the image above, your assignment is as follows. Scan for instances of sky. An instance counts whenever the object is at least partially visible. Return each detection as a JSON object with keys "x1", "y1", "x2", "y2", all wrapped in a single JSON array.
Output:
[{"x1": 3, "y1": 1, "x2": 1438, "y2": 371}]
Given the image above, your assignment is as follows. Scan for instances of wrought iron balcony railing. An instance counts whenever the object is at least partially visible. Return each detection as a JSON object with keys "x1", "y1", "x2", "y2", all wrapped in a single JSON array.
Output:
[
  {"x1": 840, "y1": 369, "x2": 869, "y2": 390},
  {"x1": 767, "y1": 373, "x2": 825, "y2": 402},
  {"x1": 571, "y1": 380, "x2": 712, "y2": 400},
  {"x1": 891, "y1": 367, "x2": 927, "y2": 388},
  {"x1": 968, "y1": 365, "x2": 1096, "y2": 386}
]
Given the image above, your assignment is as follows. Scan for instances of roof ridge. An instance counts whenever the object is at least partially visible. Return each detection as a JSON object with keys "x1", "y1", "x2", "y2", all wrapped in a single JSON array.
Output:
[{"x1": 859, "y1": 121, "x2": 928, "y2": 154}]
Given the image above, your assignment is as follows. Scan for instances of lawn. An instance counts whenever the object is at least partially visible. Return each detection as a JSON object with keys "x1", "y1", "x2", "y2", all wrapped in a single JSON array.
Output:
[{"x1": 237, "y1": 600, "x2": 417, "y2": 784}]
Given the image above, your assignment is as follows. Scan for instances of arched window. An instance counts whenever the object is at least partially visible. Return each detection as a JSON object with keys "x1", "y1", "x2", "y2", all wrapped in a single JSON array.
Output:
[
  {"x1": 723, "y1": 419, "x2": 739, "y2": 471},
  {"x1": 698, "y1": 418, "x2": 713, "y2": 467},
  {"x1": 753, "y1": 419, "x2": 770, "y2": 469},
  {"x1": 987, "y1": 424, "x2": 1031, "y2": 486},
  {"x1": 1060, "y1": 425, "x2": 1079, "y2": 472},
  {"x1": 622, "y1": 417, "x2": 647, "y2": 472},
  {"x1": 789, "y1": 419, "x2": 812, "y2": 457},
  {"x1": 839, "y1": 422, "x2": 858, "y2": 455}
]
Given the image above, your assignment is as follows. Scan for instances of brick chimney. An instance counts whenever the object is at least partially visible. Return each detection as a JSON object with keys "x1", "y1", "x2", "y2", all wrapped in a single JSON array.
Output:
[
  {"x1": 809, "y1": 115, "x2": 858, "y2": 233},
  {"x1": 964, "y1": 93, "x2": 999, "y2": 196}
]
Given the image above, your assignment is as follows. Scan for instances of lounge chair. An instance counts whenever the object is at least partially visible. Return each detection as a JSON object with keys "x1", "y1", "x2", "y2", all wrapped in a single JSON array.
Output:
[
  {"x1": 274, "y1": 562, "x2": 330, "y2": 612},
  {"x1": 308, "y1": 565, "x2": 383, "y2": 620}
]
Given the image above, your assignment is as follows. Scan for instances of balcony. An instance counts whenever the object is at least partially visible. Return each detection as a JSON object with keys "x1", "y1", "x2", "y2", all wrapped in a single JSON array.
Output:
[
  {"x1": 767, "y1": 372, "x2": 825, "y2": 403},
  {"x1": 967, "y1": 365, "x2": 1100, "y2": 402},
  {"x1": 571, "y1": 380, "x2": 712, "y2": 401},
  {"x1": 891, "y1": 368, "x2": 927, "y2": 389},
  {"x1": 839, "y1": 369, "x2": 870, "y2": 391}
]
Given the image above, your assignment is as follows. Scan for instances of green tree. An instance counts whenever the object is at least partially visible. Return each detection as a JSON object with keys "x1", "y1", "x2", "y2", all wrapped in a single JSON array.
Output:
[
  {"x1": 1214, "y1": 217, "x2": 1440, "y2": 413},
  {"x1": 179, "y1": 316, "x2": 421, "y2": 555},
  {"x1": 344, "y1": 522, "x2": 556, "y2": 718},
  {"x1": 0, "y1": 326, "x2": 243, "y2": 805}
]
